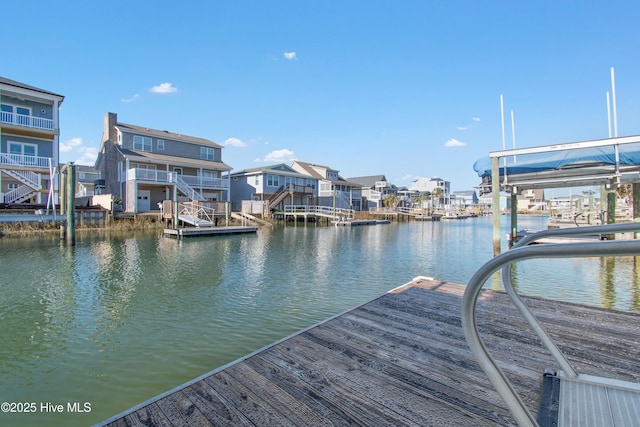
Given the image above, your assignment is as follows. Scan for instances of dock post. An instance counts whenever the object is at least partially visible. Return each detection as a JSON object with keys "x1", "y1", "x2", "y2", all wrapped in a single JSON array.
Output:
[
  {"x1": 491, "y1": 157, "x2": 501, "y2": 255},
  {"x1": 64, "y1": 163, "x2": 76, "y2": 246},
  {"x1": 59, "y1": 163, "x2": 67, "y2": 240},
  {"x1": 510, "y1": 190, "x2": 518, "y2": 248}
]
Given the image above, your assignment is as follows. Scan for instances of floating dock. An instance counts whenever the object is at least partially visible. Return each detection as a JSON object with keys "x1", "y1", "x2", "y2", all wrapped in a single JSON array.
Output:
[
  {"x1": 333, "y1": 219, "x2": 391, "y2": 226},
  {"x1": 163, "y1": 226, "x2": 258, "y2": 238},
  {"x1": 96, "y1": 277, "x2": 640, "y2": 426}
]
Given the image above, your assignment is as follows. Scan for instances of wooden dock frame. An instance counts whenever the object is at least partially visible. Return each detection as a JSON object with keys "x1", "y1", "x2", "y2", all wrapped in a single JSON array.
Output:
[{"x1": 96, "y1": 277, "x2": 640, "y2": 426}]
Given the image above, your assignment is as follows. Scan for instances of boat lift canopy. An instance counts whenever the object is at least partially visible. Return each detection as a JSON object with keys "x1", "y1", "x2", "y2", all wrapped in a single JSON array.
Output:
[{"x1": 473, "y1": 135, "x2": 640, "y2": 191}]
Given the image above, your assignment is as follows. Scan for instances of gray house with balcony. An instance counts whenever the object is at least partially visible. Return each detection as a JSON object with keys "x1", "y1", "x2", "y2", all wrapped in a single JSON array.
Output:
[
  {"x1": 291, "y1": 161, "x2": 362, "y2": 210},
  {"x1": 0, "y1": 76, "x2": 64, "y2": 206},
  {"x1": 95, "y1": 112, "x2": 231, "y2": 213},
  {"x1": 229, "y1": 164, "x2": 318, "y2": 212}
]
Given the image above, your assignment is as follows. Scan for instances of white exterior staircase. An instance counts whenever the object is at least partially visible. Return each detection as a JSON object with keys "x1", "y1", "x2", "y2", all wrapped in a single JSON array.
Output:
[
  {"x1": 174, "y1": 174, "x2": 205, "y2": 202},
  {"x1": 2, "y1": 170, "x2": 42, "y2": 203}
]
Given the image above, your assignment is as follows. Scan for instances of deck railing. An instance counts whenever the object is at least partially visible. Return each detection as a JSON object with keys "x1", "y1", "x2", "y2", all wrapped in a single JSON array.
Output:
[
  {"x1": 126, "y1": 168, "x2": 229, "y2": 190},
  {"x1": 0, "y1": 153, "x2": 52, "y2": 170},
  {"x1": 284, "y1": 204, "x2": 354, "y2": 219},
  {"x1": 0, "y1": 111, "x2": 55, "y2": 131},
  {"x1": 461, "y1": 223, "x2": 640, "y2": 426}
]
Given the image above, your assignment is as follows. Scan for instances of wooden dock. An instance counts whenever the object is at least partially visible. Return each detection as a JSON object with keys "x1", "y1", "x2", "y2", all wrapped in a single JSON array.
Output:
[
  {"x1": 163, "y1": 226, "x2": 258, "y2": 238},
  {"x1": 333, "y1": 219, "x2": 391, "y2": 227},
  {"x1": 96, "y1": 277, "x2": 640, "y2": 426}
]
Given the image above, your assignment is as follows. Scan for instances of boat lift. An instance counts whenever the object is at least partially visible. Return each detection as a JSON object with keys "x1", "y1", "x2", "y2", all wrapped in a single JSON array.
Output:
[{"x1": 462, "y1": 223, "x2": 640, "y2": 426}]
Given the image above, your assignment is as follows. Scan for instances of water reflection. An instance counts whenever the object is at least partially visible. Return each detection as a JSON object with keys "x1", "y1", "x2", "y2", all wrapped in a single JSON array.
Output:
[{"x1": 1, "y1": 218, "x2": 639, "y2": 427}]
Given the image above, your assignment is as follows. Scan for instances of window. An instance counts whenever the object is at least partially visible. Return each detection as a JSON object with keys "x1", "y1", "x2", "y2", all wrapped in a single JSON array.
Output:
[
  {"x1": 198, "y1": 170, "x2": 217, "y2": 178},
  {"x1": 1, "y1": 104, "x2": 31, "y2": 126},
  {"x1": 133, "y1": 163, "x2": 156, "y2": 170},
  {"x1": 133, "y1": 135, "x2": 152, "y2": 152},
  {"x1": 285, "y1": 176, "x2": 295, "y2": 186},
  {"x1": 173, "y1": 167, "x2": 183, "y2": 175},
  {"x1": 305, "y1": 178, "x2": 316, "y2": 189},
  {"x1": 8, "y1": 142, "x2": 37, "y2": 164},
  {"x1": 200, "y1": 147, "x2": 214, "y2": 160},
  {"x1": 157, "y1": 139, "x2": 164, "y2": 151},
  {"x1": 267, "y1": 175, "x2": 279, "y2": 187},
  {"x1": 7, "y1": 183, "x2": 19, "y2": 190}
]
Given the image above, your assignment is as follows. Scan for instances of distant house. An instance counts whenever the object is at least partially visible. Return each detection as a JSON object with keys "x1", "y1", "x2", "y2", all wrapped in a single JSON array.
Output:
[
  {"x1": 478, "y1": 191, "x2": 511, "y2": 213},
  {"x1": 347, "y1": 175, "x2": 395, "y2": 209},
  {"x1": 409, "y1": 177, "x2": 450, "y2": 208},
  {"x1": 291, "y1": 161, "x2": 362, "y2": 210},
  {"x1": 451, "y1": 190, "x2": 478, "y2": 208},
  {"x1": 95, "y1": 112, "x2": 232, "y2": 213},
  {"x1": 229, "y1": 164, "x2": 318, "y2": 212},
  {"x1": 74, "y1": 164, "x2": 101, "y2": 197},
  {"x1": 518, "y1": 189, "x2": 545, "y2": 213},
  {"x1": 1, "y1": 76, "x2": 64, "y2": 205}
]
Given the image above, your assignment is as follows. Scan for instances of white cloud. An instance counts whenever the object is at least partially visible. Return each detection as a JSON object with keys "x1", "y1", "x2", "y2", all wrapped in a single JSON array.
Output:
[
  {"x1": 445, "y1": 138, "x2": 466, "y2": 147},
  {"x1": 150, "y1": 82, "x2": 178, "y2": 94},
  {"x1": 457, "y1": 126, "x2": 469, "y2": 131},
  {"x1": 60, "y1": 137, "x2": 83, "y2": 153},
  {"x1": 75, "y1": 147, "x2": 99, "y2": 166},
  {"x1": 224, "y1": 137, "x2": 247, "y2": 148},
  {"x1": 59, "y1": 137, "x2": 98, "y2": 165},
  {"x1": 264, "y1": 148, "x2": 295, "y2": 162},
  {"x1": 472, "y1": 117, "x2": 480, "y2": 122},
  {"x1": 283, "y1": 51, "x2": 297, "y2": 60},
  {"x1": 401, "y1": 174, "x2": 416, "y2": 181},
  {"x1": 121, "y1": 93, "x2": 140, "y2": 103}
]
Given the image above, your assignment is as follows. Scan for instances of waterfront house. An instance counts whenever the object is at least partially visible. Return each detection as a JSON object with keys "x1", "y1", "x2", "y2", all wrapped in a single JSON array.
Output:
[
  {"x1": 229, "y1": 164, "x2": 318, "y2": 213},
  {"x1": 409, "y1": 176, "x2": 451, "y2": 208},
  {"x1": 451, "y1": 190, "x2": 478, "y2": 209},
  {"x1": 0, "y1": 77, "x2": 64, "y2": 206},
  {"x1": 517, "y1": 188, "x2": 545, "y2": 213},
  {"x1": 478, "y1": 191, "x2": 511, "y2": 214},
  {"x1": 347, "y1": 175, "x2": 396, "y2": 209},
  {"x1": 290, "y1": 161, "x2": 362, "y2": 210},
  {"x1": 95, "y1": 112, "x2": 231, "y2": 213},
  {"x1": 74, "y1": 164, "x2": 101, "y2": 197}
]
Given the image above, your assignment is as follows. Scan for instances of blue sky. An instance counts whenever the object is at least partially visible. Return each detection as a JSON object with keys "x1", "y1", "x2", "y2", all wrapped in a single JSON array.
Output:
[{"x1": 3, "y1": 1, "x2": 640, "y2": 191}]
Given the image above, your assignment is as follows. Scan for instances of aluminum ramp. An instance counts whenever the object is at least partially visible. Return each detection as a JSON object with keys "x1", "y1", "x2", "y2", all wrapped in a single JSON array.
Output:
[
  {"x1": 178, "y1": 214, "x2": 214, "y2": 227},
  {"x1": 462, "y1": 223, "x2": 640, "y2": 427}
]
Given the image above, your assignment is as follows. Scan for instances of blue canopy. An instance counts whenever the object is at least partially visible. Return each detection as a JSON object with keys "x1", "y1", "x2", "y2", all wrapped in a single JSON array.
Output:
[{"x1": 473, "y1": 143, "x2": 640, "y2": 177}]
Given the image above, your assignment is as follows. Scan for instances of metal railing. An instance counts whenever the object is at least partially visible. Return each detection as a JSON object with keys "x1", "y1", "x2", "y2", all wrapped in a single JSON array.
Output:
[
  {"x1": 461, "y1": 223, "x2": 640, "y2": 426},
  {"x1": 178, "y1": 202, "x2": 215, "y2": 226},
  {"x1": 284, "y1": 205, "x2": 354, "y2": 219}
]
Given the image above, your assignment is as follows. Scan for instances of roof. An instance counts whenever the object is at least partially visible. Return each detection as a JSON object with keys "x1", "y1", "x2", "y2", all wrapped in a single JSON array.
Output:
[
  {"x1": 119, "y1": 148, "x2": 232, "y2": 171},
  {"x1": 347, "y1": 175, "x2": 388, "y2": 188},
  {"x1": 292, "y1": 161, "x2": 361, "y2": 187},
  {"x1": 116, "y1": 122, "x2": 222, "y2": 148},
  {"x1": 230, "y1": 163, "x2": 316, "y2": 179},
  {"x1": 0, "y1": 76, "x2": 65, "y2": 101},
  {"x1": 473, "y1": 135, "x2": 640, "y2": 190}
]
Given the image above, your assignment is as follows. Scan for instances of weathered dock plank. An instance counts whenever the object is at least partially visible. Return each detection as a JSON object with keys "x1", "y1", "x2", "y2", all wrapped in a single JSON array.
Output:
[{"x1": 97, "y1": 277, "x2": 640, "y2": 426}]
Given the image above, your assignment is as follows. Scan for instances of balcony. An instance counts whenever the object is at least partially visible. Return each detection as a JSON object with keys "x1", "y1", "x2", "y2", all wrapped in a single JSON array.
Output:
[
  {"x1": 0, "y1": 153, "x2": 52, "y2": 170},
  {"x1": 1, "y1": 111, "x2": 55, "y2": 131},
  {"x1": 127, "y1": 168, "x2": 229, "y2": 190}
]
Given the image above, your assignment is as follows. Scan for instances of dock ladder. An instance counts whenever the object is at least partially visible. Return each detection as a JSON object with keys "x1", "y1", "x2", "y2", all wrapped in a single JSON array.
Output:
[{"x1": 462, "y1": 223, "x2": 640, "y2": 426}]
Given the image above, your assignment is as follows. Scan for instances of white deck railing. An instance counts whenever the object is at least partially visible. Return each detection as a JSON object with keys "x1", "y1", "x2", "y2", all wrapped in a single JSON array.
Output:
[
  {"x1": 284, "y1": 205, "x2": 354, "y2": 219},
  {"x1": 0, "y1": 153, "x2": 52, "y2": 170},
  {"x1": 126, "y1": 168, "x2": 229, "y2": 190},
  {"x1": 0, "y1": 111, "x2": 55, "y2": 131}
]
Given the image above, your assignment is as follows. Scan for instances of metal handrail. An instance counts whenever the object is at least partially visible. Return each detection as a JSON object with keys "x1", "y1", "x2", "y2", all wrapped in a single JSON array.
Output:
[{"x1": 462, "y1": 224, "x2": 640, "y2": 426}]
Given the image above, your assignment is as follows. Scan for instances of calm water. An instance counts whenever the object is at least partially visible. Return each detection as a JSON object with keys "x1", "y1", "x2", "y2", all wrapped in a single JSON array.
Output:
[{"x1": 1, "y1": 216, "x2": 638, "y2": 426}]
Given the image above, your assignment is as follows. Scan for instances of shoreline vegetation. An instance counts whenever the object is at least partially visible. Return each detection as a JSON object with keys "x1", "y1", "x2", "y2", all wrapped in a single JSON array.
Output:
[{"x1": 0, "y1": 216, "x2": 165, "y2": 238}]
